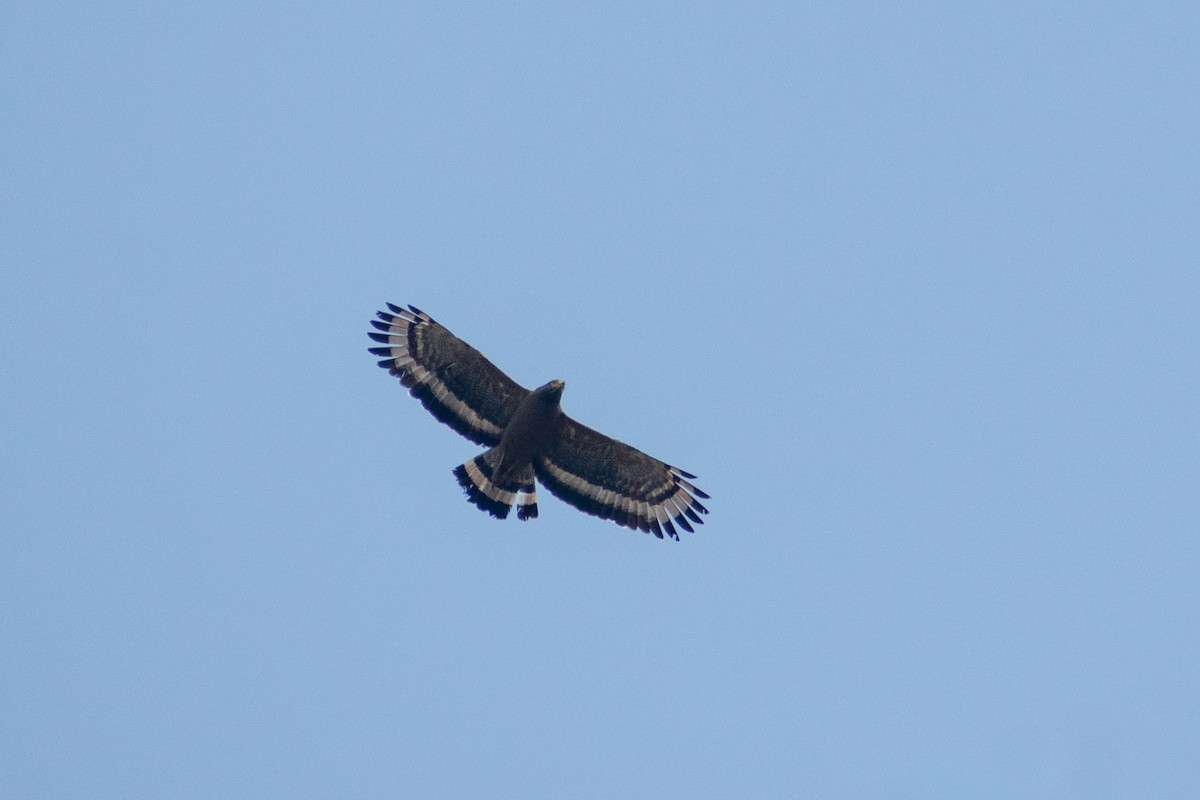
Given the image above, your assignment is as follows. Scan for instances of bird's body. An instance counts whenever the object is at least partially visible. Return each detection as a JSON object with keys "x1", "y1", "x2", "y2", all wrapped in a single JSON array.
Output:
[
  {"x1": 368, "y1": 304, "x2": 708, "y2": 539},
  {"x1": 495, "y1": 380, "x2": 565, "y2": 478},
  {"x1": 454, "y1": 380, "x2": 565, "y2": 522}
]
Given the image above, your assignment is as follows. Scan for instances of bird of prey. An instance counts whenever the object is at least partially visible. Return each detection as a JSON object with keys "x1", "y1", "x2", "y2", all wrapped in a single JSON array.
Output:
[{"x1": 368, "y1": 303, "x2": 709, "y2": 540}]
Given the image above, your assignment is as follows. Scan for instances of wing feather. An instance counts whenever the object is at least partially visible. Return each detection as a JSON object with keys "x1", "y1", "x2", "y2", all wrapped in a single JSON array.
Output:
[
  {"x1": 534, "y1": 416, "x2": 708, "y2": 540},
  {"x1": 368, "y1": 304, "x2": 528, "y2": 446}
]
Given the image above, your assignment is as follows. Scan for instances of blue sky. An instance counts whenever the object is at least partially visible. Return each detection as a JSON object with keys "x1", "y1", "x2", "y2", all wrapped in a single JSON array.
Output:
[{"x1": 3, "y1": 2, "x2": 1198, "y2": 797}]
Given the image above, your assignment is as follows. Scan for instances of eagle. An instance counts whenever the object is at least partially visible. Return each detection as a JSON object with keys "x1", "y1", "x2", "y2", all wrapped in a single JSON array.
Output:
[{"x1": 368, "y1": 303, "x2": 709, "y2": 540}]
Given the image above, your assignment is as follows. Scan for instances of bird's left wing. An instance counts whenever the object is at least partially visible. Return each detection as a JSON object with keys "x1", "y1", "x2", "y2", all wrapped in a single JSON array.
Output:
[
  {"x1": 369, "y1": 303, "x2": 529, "y2": 447},
  {"x1": 534, "y1": 415, "x2": 709, "y2": 540}
]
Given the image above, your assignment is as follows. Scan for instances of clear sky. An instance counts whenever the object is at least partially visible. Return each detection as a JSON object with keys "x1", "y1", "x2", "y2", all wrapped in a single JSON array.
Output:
[{"x1": 3, "y1": 2, "x2": 1198, "y2": 797}]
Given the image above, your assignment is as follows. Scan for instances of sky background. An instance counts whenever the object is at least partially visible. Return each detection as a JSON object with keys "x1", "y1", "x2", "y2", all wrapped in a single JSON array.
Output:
[{"x1": 3, "y1": 2, "x2": 1198, "y2": 797}]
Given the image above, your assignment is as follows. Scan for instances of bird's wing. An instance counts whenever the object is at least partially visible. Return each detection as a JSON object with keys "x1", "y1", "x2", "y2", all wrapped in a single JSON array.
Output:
[
  {"x1": 534, "y1": 415, "x2": 708, "y2": 540},
  {"x1": 369, "y1": 303, "x2": 529, "y2": 447}
]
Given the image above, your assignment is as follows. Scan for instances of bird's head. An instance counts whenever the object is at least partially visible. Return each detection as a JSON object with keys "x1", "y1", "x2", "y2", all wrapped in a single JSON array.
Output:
[{"x1": 535, "y1": 379, "x2": 565, "y2": 404}]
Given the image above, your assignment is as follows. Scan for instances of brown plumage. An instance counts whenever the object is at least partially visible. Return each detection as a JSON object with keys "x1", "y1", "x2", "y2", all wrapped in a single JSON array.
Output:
[{"x1": 368, "y1": 303, "x2": 709, "y2": 539}]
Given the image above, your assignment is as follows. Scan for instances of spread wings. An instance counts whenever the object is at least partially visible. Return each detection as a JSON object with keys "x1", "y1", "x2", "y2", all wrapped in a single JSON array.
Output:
[
  {"x1": 534, "y1": 416, "x2": 709, "y2": 540},
  {"x1": 368, "y1": 304, "x2": 529, "y2": 446},
  {"x1": 370, "y1": 302, "x2": 710, "y2": 539}
]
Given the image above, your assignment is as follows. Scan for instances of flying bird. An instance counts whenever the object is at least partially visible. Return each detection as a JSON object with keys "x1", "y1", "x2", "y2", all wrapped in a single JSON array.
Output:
[{"x1": 368, "y1": 303, "x2": 709, "y2": 539}]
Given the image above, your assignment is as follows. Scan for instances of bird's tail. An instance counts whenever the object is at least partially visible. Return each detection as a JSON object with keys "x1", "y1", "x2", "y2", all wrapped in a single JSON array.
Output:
[{"x1": 453, "y1": 448, "x2": 538, "y2": 521}]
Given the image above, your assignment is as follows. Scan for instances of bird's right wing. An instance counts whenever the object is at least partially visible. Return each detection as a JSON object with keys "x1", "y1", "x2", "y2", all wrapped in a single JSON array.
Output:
[
  {"x1": 534, "y1": 415, "x2": 709, "y2": 540},
  {"x1": 369, "y1": 303, "x2": 529, "y2": 447}
]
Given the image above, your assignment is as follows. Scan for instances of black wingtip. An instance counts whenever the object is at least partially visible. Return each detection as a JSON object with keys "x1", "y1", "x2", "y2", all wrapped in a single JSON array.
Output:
[
  {"x1": 386, "y1": 302, "x2": 404, "y2": 315},
  {"x1": 367, "y1": 331, "x2": 391, "y2": 343},
  {"x1": 662, "y1": 518, "x2": 678, "y2": 540}
]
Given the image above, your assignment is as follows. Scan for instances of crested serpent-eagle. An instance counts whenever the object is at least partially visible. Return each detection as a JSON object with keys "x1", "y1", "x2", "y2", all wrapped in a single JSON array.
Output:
[{"x1": 368, "y1": 303, "x2": 709, "y2": 540}]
